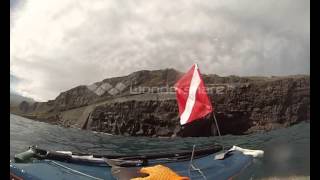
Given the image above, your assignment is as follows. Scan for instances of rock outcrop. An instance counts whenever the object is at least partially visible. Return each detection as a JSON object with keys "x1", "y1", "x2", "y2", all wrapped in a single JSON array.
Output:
[{"x1": 11, "y1": 69, "x2": 310, "y2": 137}]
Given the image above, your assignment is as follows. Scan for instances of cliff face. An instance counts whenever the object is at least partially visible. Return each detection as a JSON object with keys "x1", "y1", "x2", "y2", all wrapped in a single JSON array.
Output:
[
  {"x1": 11, "y1": 69, "x2": 309, "y2": 137},
  {"x1": 86, "y1": 76, "x2": 309, "y2": 137}
]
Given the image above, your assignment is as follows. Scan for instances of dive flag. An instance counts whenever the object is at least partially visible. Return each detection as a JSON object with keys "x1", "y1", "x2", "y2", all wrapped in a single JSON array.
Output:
[{"x1": 175, "y1": 64, "x2": 213, "y2": 125}]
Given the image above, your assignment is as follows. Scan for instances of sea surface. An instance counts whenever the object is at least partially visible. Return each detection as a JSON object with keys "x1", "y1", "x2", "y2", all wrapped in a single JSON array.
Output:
[{"x1": 10, "y1": 114, "x2": 310, "y2": 179}]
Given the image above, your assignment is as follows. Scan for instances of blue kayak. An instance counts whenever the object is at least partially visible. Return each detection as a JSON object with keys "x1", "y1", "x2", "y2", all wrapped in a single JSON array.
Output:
[{"x1": 10, "y1": 145, "x2": 263, "y2": 180}]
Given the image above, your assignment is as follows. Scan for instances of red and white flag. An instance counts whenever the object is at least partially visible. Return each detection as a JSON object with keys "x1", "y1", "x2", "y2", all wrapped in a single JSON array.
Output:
[{"x1": 175, "y1": 64, "x2": 213, "y2": 125}]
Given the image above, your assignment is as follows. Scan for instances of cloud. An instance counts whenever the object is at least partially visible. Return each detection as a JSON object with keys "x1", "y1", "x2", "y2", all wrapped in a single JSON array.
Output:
[{"x1": 10, "y1": 0, "x2": 310, "y2": 101}]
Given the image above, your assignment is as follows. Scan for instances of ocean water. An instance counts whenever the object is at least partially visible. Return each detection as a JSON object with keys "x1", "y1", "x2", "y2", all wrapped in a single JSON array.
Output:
[{"x1": 10, "y1": 114, "x2": 310, "y2": 179}]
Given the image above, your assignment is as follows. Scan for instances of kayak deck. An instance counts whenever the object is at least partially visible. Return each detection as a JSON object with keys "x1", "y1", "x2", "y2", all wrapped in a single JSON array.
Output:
[{"x1": 10, "y1": 150, "x2": 253, "y2": 180}]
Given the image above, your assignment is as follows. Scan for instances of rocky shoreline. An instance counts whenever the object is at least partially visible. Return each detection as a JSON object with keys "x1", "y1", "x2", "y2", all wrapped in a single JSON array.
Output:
[{"x1": 11, "y1": 69, "x2": 309, "y2": 137}]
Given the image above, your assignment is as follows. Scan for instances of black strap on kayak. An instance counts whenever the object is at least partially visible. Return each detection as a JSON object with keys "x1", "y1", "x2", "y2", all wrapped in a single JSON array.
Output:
[
  {"x1": 104, "y1": 152, "x2": 206, "y2": 168},
  {"x1": 107, "y1": 144, "x2": 222, "y2": 160},
  {"x1": 15, "y1": 144, "x2": 222, "y2": 165},
  {"x1": 45, "y1": 151, "x2": 72, "y2": 162}
]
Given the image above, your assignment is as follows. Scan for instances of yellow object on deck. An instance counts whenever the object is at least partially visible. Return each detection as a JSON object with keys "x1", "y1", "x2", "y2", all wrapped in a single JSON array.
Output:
[{"x1": 131, "y1": 165, "x2": 190, "y2": 180}]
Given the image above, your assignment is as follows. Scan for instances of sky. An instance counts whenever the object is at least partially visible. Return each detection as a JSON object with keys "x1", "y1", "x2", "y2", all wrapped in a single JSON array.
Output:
[{"x1": 10, "y1": 0, "x2": 310, "y2": 101}]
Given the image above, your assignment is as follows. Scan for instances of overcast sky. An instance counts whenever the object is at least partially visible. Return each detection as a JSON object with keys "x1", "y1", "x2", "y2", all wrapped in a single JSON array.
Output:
[{"x1": 10, "y1": 0, "x2": 310, "y2": 101}]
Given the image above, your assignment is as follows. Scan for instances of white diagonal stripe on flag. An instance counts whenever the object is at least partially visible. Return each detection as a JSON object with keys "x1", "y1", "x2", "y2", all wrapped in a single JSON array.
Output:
[{"x1": 180, "y1": 64, "x2": 201, "y2": 125}]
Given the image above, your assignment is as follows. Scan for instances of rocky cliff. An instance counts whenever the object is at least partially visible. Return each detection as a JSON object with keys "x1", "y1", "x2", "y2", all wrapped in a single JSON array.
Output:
[
  {"x1": 11, "y1": 69, "x2": 309, "y2": 137},
  {"x1": 86, "y1": 75, "x2": 309, "y2": 137}
]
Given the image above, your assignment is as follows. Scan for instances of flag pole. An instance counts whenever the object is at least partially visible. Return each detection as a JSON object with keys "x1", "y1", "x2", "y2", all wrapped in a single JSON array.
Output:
[{"x1": 212, "y1": 112, "x2": 221, "y2": 137}]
